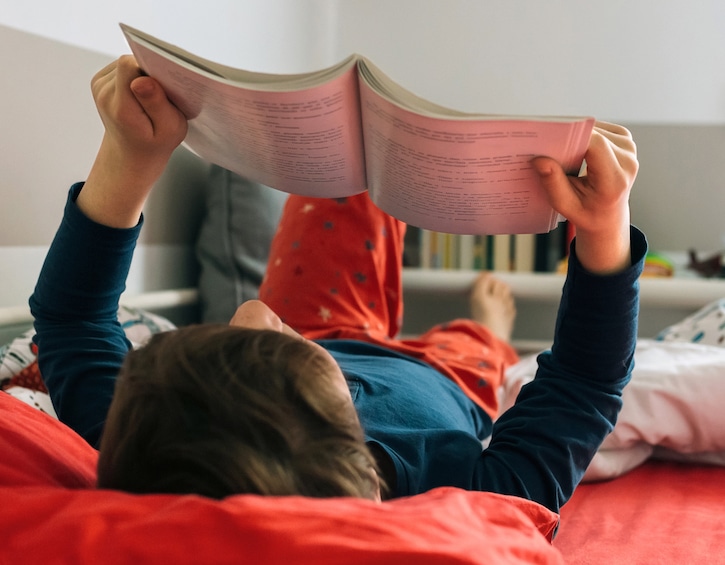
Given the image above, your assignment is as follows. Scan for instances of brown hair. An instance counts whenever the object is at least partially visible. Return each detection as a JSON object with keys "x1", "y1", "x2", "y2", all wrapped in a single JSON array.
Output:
[{"x1": 97, "y1": 324, "x2": 380, "y2": 500}]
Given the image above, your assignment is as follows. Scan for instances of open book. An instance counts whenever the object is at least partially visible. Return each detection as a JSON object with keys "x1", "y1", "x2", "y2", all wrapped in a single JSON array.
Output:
[{"x1": 122, "y1": 24, "x2": 594, "y2": 235}]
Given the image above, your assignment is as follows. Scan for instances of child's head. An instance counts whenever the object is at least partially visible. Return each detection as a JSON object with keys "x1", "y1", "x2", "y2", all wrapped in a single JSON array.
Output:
[{"x1": 97, "y1": 324, "x2": 380, "y2": 500}]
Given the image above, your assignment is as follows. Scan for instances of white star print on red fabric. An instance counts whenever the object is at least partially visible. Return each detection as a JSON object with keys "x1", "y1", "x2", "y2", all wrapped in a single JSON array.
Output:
[{"x1": 318, "y1": 306, "x2": 332, "y2": 321}]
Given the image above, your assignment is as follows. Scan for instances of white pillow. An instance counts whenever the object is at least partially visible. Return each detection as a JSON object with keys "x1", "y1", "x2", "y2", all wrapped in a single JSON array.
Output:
[{"x1": 502, "y1": 338, "x2": 725, "y2": 481}]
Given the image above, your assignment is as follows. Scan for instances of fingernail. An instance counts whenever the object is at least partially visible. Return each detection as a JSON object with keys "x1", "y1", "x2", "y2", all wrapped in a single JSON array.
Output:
[{"x1": 131, "y1": 78, "x2": 154, "y2": 96}]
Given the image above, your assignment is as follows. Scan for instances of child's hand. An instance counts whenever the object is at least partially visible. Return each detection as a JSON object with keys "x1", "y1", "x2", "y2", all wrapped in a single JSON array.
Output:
[
  {"x1": 91, "y1": 55, "x2": 188, "y2": 174},
  {"x1": 78, "y1": 56, "x2": 188, "y2": 228},
  {"x1": 532, "y1": 122, "x2": 639, "y2": 274}
]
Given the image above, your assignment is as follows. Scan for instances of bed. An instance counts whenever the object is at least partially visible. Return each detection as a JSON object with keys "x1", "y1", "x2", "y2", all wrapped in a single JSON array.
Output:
[
  {"x1": 0, "y1": 338, "x2": 560, "y2": 564},
  {"x1": 556, "y1": 460, "x2": 725, "y2": 563},
  {"x1": 509, "y1": 316, "x2": 725, "y2": 563},
  {"x1": 3, "y1": 171, "x2": 725, "y2": 563},
  {"x1": 2, "y1": 295, "x2": 725, "y2": 563}
]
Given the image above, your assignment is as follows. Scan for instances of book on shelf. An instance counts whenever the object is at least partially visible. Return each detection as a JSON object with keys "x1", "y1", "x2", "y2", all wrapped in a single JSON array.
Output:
[
  {"x1": 415, "y1": 228, "x2": 562, "y2": 273},
  {"x1": 493, "y1": 235, "x2": 512, "y2": 272},
  {"x1": 122, "y1": 23, "x2": 594, "y2": 235},
  {"x1": 487, "y1": 234, "x2": 535, "y2": 273},
  {"x1": 513, "y1": 234, "x2": 536, "y2": 272},
  {"x1": 533, "y1": 221, "x2": 573, "y2": 272}
]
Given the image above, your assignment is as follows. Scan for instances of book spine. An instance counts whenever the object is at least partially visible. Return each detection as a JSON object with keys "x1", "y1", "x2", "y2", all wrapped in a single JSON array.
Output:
[
  {"x1": 458, "y1": 234, "x2": 475, "y2": 270},
  {"x1": 416, "y1": 232, "x2": 540, "y2": 272},
  {"x1": 420, "y1": 229, "x2": 431, "y2": 269},
  {"x1": 493, "y1": 234, "x2": 512, "y2": 272},
  {"x1": 513, "y1": 233, "x2": 535, "y2": 272},
  {"x1": 533, "y1": 223, "x2": 570, "y2": 272},
  {"x1": 473, "y1": 236, "x2": 485, "y2": 270}
]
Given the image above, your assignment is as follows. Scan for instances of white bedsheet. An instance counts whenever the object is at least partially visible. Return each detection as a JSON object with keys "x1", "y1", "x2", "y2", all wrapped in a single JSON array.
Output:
[{"x1": 502, "y1": 338, "x2": 725, "y2": 481}]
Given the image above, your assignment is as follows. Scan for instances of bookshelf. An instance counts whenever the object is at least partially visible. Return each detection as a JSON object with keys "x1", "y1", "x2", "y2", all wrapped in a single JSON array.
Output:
[
  {"x1": 404, "y1": 226, "x2": 725, "y2": 351},
  {"x1": 407, "y1": 224, "x2": 572, "y2": 274},
  {"x1": 401, "y1": 268, "x2": 725, "y2": 353}
]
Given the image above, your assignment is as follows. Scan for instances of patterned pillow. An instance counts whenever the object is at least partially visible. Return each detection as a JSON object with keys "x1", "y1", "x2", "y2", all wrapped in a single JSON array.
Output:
[
  {"x1": 0, "y1": 306, "x2": 177, "y2": 415},
  {"x1": 0, "y1": 328, "x2": 41, "y2": 392},
  {"x1": 656, "y1": 298, "x2": 725, "y2": 347}
]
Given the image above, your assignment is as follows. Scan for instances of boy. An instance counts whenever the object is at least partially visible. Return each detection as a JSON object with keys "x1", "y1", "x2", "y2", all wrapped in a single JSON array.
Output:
[{"x1": 31, "y1": 55, "x2": 644, "y2": 512}]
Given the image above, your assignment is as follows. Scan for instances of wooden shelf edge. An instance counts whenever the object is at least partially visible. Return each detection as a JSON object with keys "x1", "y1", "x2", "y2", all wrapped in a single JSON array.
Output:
[{"x1": 403, "y1": 268, "x2": 725, "y2": 309}]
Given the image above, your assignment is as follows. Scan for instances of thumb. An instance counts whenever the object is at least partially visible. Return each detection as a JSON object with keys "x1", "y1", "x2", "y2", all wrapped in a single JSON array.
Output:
[
  {"x1": 130, "y1": 76, "x2": 188, "y2": 141},
  {"x1": 531, "y1": 156, "x2": 566, "y2": 186},
  {"x1": 129, "y1": 75, "x2": 160, "y2": 103},
  {"x1": 531, "y1": 156, "x2": 575, "y2": 212},
  {"x1": 531, "y1": 157, "x2": 577, "y2": 219}
]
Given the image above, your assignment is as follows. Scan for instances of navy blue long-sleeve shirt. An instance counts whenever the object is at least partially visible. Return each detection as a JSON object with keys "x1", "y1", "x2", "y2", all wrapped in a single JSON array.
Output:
[{"x1": 31, "y1": 184, "x2": 646, "y2": 513}]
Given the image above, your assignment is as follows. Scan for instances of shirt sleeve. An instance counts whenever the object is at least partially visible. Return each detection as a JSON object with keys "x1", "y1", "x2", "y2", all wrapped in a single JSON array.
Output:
[
  {"x1": 474, "y1": 226, "x2": 647, "y2": 513},
  {"x1": 29, "y1": 183, "x2": 142, "y2": 447}
]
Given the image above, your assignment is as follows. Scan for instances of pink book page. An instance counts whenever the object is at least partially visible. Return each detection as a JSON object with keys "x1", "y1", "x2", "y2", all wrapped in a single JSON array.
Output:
[
  {"x1": 127, "y1": 37, "x2": 367, "y2": 198},
  {"x1": 359, "y1": 78, "x2": 593, "y2": 235}
]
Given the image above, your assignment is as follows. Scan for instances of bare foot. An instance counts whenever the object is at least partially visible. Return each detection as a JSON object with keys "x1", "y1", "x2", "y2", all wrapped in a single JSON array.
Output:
[{"x1": 469, "y1": 273, "x2": 516, "y2": 342}]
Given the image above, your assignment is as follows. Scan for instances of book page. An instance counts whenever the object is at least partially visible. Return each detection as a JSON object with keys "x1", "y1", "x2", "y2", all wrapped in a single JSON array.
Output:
[
  {"x1": 123, "y1": 26, "x2": 367, "y2": 198},
  {"x1": 358, "y1": 60, "x2": 593, "y2": 235}
]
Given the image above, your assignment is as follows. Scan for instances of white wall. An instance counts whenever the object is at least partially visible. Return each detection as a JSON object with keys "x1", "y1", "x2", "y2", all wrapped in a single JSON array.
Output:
[
  {"x1": 2, "y1": 0, "x2": 724, "y2": 309},
  {"x1": 0, "y1": 0, "x2": 337, "y2": 71},
  {"x1": 333, "y1": 0, "x2": 725, "y2": 124},
  {"x1": 2, "y1": 0, "x2": 724, "y2": 122},
  {"x1": 0, "y1": 0, "x2": 336, "y2": 308},
  {"x1": 0, "y1": 26, "x2": 211, "y2": 307}
]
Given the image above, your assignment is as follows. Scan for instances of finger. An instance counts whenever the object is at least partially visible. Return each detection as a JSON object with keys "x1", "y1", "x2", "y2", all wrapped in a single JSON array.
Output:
[
  {"x1": 90, "y1": 60, "x2": 119, "y2": 102},
  {"x1": 530, "y1": 156, "x2": 580, "y2": 213},
  {"x1": 593, "y1": 120, "x2": 631, "y2": 138},
  {"x1": 593, "y1": 122, "x2": 638, "y2": 169},
  {"x1": 129, "y1": 75, "x2": 159, "y2": 100},
  {"x1": 584, "y1": 128, "x2": 638, "y2": 195},
  {"x1": 91, "y1": 56, "x2": 147, "y2": 119},
  {"x1": 91, "y1": 58, "x2": 120, "y2": 86},
  {"x1": 94, "y1": 55, "x2": 143, "y2": 98},
  {"x1": 129, "y1": 76, "x2": 188, "y2": 140}
]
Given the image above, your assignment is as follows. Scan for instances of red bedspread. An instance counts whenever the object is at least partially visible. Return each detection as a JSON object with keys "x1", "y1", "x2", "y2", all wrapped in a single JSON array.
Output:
[{"x1": 555, "y1": 461, "x2": 725, "y2": 564}]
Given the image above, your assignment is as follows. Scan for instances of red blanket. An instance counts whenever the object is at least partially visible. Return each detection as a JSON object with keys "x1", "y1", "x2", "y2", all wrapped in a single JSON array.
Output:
[{"x1": 556, "y1": 461, "x2": 725, "y2": 564}]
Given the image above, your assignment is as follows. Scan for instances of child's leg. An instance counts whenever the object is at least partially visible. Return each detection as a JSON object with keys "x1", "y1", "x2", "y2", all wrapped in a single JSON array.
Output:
[
  {"x1": 394, "y1": 273, "x2": 520, "y2": 417},
  {"x1": 259, "y1": 193, "x2": 406, "y2": 340},
  {"x1": 396, "y1": 320, "x2": 520, "y2": 418}
]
